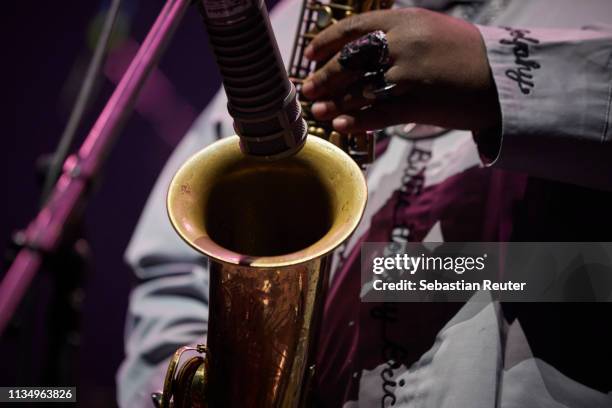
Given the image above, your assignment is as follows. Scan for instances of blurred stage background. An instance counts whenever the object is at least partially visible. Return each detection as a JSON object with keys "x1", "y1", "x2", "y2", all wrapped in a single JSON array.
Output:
[{"x1": 2, "y1": 0, "x2": 270, "y2": 405}]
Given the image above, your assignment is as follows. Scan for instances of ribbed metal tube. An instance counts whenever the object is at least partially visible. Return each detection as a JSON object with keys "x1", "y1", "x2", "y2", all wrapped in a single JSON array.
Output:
[{"x1": 199, "y1": 0, "x2": 307, "y2": 158}]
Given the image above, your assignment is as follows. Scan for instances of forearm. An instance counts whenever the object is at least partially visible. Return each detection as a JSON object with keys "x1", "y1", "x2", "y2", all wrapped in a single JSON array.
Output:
[{"x1": 476, "y1": 25, "x2": 612, "y2": 190}]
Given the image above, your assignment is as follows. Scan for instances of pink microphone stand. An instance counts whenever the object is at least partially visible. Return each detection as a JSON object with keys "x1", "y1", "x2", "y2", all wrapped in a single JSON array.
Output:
[{"x1": 0, "y1": 0, "x2": 192, "y2": 336}]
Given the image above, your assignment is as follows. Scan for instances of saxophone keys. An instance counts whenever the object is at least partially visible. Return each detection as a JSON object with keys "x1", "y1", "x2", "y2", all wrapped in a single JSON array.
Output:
[
  {"x1": 308, "y1": 126, "x2": 327, "y2": 138},
  {"x1": 347, "y1": 132, "x2": 375, "y2": 166},
  {"x1": 329, "y1": 131, "x2": 348, "y2": 148},
  {"x1": 315, "y1": 5, "x2": 335, "y2": 29}
]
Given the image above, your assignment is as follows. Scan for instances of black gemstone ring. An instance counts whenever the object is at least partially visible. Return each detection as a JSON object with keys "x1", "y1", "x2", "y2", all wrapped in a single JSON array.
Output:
[
  {"x1": 338, "y1": 30, "x2": 390, "y2": 72},
  {"x1": 338, "y1": 31, "x2": 397, "y2": 101},
  {"x1": 361, "y1": 68, "x2": 397, "y2": 101}
]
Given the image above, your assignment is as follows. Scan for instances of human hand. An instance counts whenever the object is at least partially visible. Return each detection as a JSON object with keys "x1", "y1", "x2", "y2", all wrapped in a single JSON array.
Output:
[{"x1": 301, "y1": 8, "x2": 501, "y2": 134}]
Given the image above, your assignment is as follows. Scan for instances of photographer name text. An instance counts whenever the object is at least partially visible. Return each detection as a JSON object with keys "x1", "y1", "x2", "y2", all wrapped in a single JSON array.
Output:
[{"x1": 371, "y1": 254, "x2": 526, "y2": 292}]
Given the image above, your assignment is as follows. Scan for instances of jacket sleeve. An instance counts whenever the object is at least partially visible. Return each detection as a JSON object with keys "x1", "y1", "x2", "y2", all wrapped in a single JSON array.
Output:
[{"x1": 474, "y1": 24, "x2": 612, "y2": 191}]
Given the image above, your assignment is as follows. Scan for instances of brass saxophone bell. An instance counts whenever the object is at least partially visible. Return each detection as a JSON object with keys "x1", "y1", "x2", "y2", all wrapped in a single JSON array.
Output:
[
  {"x1": 159, "y1": 135, "x2": 366, "y2": 407},
  {"x1": 156, "y1": 0, "x2": 397, "y2": 402}
]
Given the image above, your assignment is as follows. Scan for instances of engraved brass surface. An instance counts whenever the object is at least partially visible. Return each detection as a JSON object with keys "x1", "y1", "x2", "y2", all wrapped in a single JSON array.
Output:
[{"x1": 164, "y1": 135, "x2": 366, "y2": 407}]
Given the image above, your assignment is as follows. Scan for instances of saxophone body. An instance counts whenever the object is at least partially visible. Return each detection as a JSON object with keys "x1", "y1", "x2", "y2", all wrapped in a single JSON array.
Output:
[
  {"x1": 156, "y1": 0, "x2": 392, "y2": 406},
  {"x1": 162, "y1": 136, "x2": 366, "y2": 407}
]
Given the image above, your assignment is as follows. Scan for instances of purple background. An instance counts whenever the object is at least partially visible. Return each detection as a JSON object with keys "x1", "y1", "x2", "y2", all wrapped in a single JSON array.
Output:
[{"x1": 3, "y1": 0, "x2": 274, "y2": 405}]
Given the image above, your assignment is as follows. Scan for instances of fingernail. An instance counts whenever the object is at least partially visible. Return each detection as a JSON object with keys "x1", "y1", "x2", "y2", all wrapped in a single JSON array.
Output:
[
  {"x1": 333, "y1": 116, "x2": 350, "y2": 131},
  {"x1": 304, "y1": 45, "x2": 314, "y2": 59},
  {"x1": 311, "y1": 102, "x2": 327, "y2": 117},
  {"x1": 302, "y1": 80, "x2": 314, "y2": 97}
]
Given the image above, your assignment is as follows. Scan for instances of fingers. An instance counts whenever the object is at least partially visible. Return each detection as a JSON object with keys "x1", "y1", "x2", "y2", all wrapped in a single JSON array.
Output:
[
  {"x1": 303, "y1": 18, "x2": 406, "y2": 101},
  {"x1": 331, "y1": 101, "x2": 410, "y2": 133},
  {"x1": 379, "y1": 65, "x2": 409, "y2": 95},
  {"x1": 304, "y1": 11, "x2": 393, "y2": 61},
  {"x1": 301, "y1": 55, "x2": 361, "y2": 100},
  {"x1": 311, "y1": 93, "x2": 370, "y2": 120},
  {"x1": 302, "y1": 53, "x2": 406, "y2": 102},
  {"x1": 309, "y1": 65, "x2": 409, "y2": 121}
]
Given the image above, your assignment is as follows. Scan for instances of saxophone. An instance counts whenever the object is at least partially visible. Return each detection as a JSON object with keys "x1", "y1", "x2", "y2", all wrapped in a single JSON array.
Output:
[
  {"x1": 155, "y1": 0, "x2": 391, "y2": 406},
  {"x1": 289, "y1": 0, "x2": 394, "y2": 167}
]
